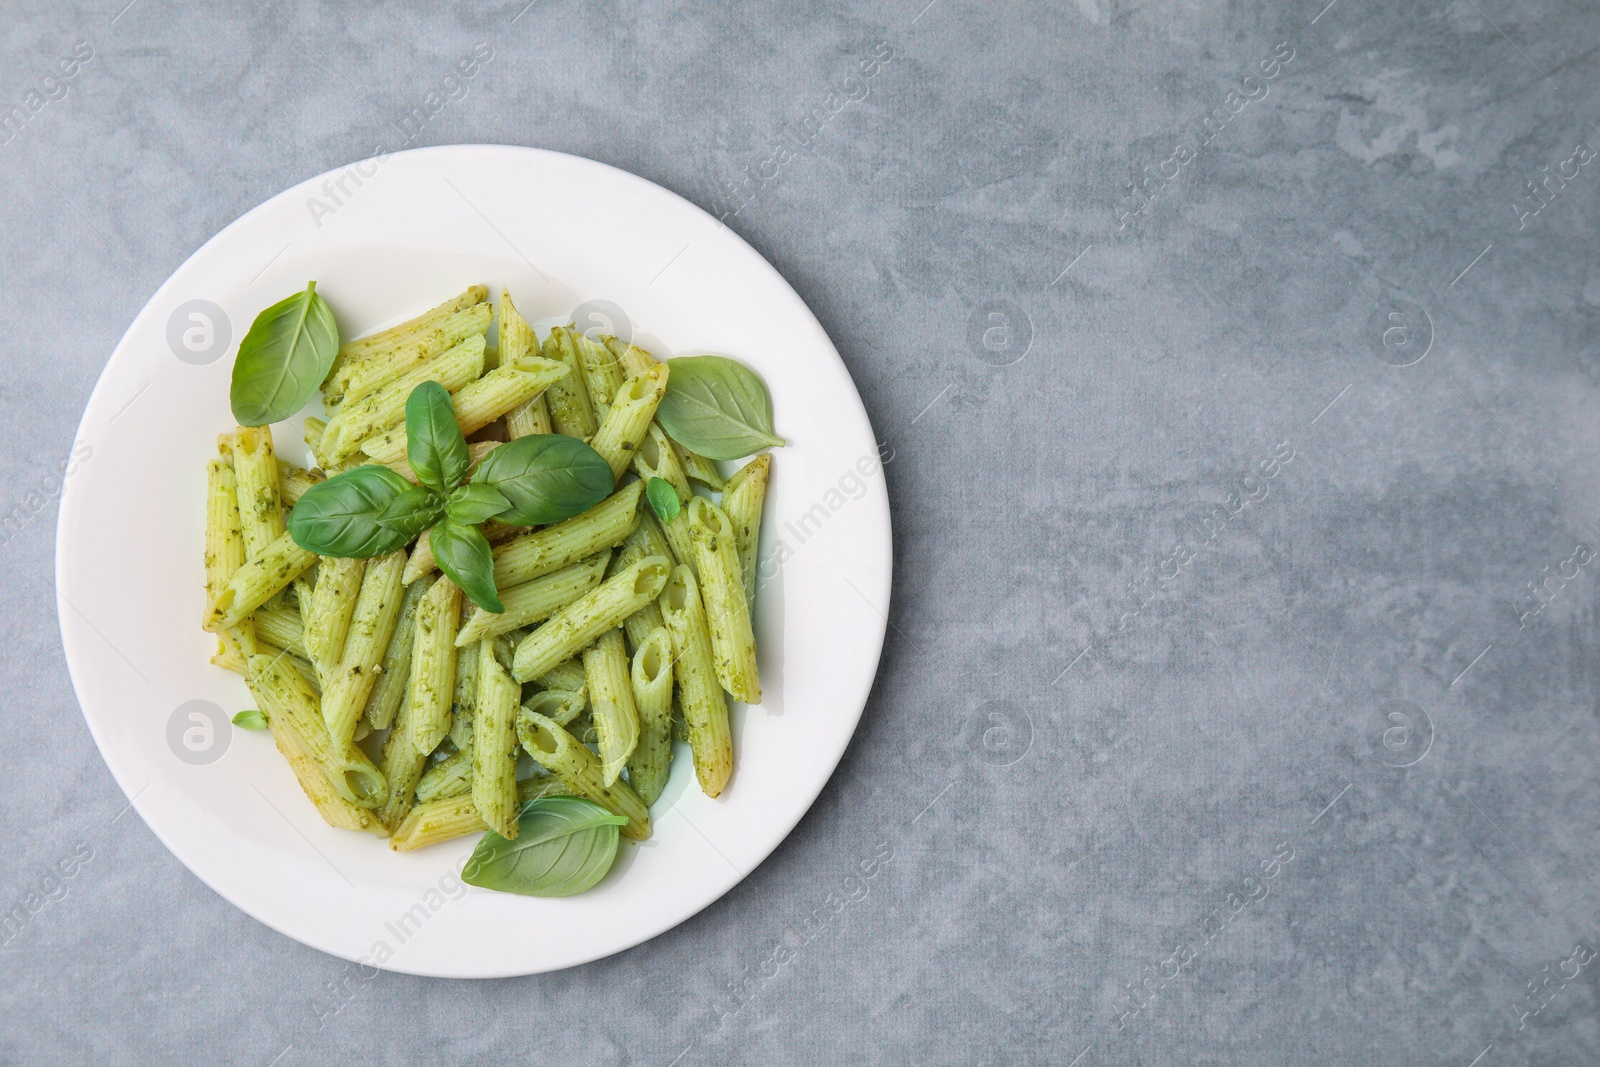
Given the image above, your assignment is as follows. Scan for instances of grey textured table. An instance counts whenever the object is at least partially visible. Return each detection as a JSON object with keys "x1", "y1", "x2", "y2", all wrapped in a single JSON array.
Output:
[{"x1": 5, "y1": 0, "x2": 1599, "y2": 1063}]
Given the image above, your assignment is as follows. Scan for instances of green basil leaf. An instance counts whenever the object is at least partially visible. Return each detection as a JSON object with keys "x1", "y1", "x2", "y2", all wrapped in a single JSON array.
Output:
[
  {"x1": 230, "y1": 281, "x2": 340, "y2": 427},
  {"x1": 655, "y1": 355, "x2": 785, "y2": 461},
  {"x1": 645, "y1": 476, "x2": 681, "y2": 523},
  {"x1": 287, "y1": 465, "x2": 417, "y2": 557},
  {"x1": 231, "y1": 709, "x2": 267, "y2": 730},
  {"x1": 461, "y1": 796, "x2": 629, "y2": 897},
  {"x1": 405, "y1": 381, "x2": 470, "y2": 493},
  {"x1": 431, "y1": 518, "x2": 503, "y2": 613},
  {"x1": 447, "y1": 481, "x2": 511, "y2": 526},
  {"x1": 471, "y1": 434, "x2": 615, "y2": 526},
  {"x1": 377, "y1": 485, "x2": 445, "y2": 537}
]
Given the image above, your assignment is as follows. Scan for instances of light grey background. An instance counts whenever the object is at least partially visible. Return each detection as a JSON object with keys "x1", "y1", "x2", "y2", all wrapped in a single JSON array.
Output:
[{"x1": 4, "y1": 0, "x2": 1599, "y2": 1063}]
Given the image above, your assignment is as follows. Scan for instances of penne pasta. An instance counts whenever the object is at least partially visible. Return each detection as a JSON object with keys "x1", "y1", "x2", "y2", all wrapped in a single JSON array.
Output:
[
  {"x1": 679, "y1": 445, "x2": 725, "y2": 491},
  {"x1": 608, "y1": 514, "x2": 669, "y2": 650},
  {"x1": 359, "y1": 354, "x2": 569, "y2": 466},
  {"x1": 277, "y1": 460, "x2": 322, "y2": 506},
  {"x1": 604, "y1": 335, "x2": 658, "y2": 378},
  {"x1": 574, "y1": 330, "x2": 625, "y2": 419},
  {"x1": 204, "y1": 459, "x2": 246, "y2": 619},
  {"x1": 232, "y1": 426, "x2": 284, "y2": 560},
  {"x1": 626, "y1": 626, "x2": 675, "y2": 806},
  {"x1": 320, "y1": 550, "x2": 407, "y2": 748},
  {"x1": 302, "y1": 556, "x2": 366, "y2": 685},
  {"x1": 390, "y1": 776, "x2": 572, "y2": 851},
  {"x1": 415, "y1": 749, "x2": 473, "y2": 803},
  {"x1": 207, "y1": 531, "x2": 318, "y2": 632},
  {"x1": 449, "y1": 641, "x2": 479, "y2": 752},
  {"x1": 247, "y1": 652, "x2": 388, "y2": 810},
  {"x1": 322, "y1": 333, "x2": 486, "y2": 460},
  {"x1": 323, "y1": 284, "x2": 488, "y2": 401},
  {"x1": 539, "y1": 326, "x2": 598, "y2": 439},
  {"x1": 510, "y1": 555, "x2": 672, "y2": 682},
  {"x1": 686, "y1": 498, "x2": 760, "y2": 703},
  {"x1": 516, "y1": 710, "x2": 651, "y2": 839},
  {"x1": 454, "y1": 551, "x2": 611, "y2": 647},
  {"x1": 491, "y1": 481, "x2": 642, "y2": 589},
  {"x1": 472, "y1": 637, "x2": 522, "y2": 837},
  {"x1": 659, "y1": 564, "x2": 733, "y2": 797},
  {"x1": 408, "y1": 575, "x2": 463, "y2": 758},
  {"x1": 535, "y1": 657, "x2": 588, "y2": 694},
  {"x1": 522, "y1": 687, "x2": 585, "y2": 727},
  {"x1": 362, "y1": 575, "x2": 431, "y2": 731},
  {"x1": 721, "y1": 453, "x2": 771, "y2": 609},
  {"x1": 630, "y1": 423, "x2": 696, "y2": 573},
  {"x1": 589, "y1": 363, "x2": 669, "y2": 481},
  {"x1": 337, "y1": 302, "x2": 492, "y2": 406},
  {"x1": 250, "y1": 604, "x2": 306, "y2": 657},
  {"x1": 583, "y1": 629, "x2": 639, "y2": 786},
  {"x1": 377, "y1": 686, "x2": 427, "y2": 832}
]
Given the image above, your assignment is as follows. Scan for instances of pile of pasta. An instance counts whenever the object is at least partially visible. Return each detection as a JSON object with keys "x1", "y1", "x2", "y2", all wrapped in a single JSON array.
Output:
[{"x1": 201, "y1": 285, "x2": 771, "y2": 850}]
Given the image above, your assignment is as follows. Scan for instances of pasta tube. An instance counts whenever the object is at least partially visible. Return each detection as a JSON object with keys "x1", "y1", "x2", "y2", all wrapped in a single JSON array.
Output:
[
  {"x1": 390, "y1": 777, "x2": 572, "y2": 851},
  {"x1": 454, "y1": 551, "x2": 610, "y2": 646},
  {"x1": 539, "y1": 326, "x2": 598, "y2": 439},
  {"x1": 251, "y1": 605, "x2": 305, "y2": 657},
  {"x1": 377, "y1": 687, "x2": 427, "y2": 832},
  {"x1": 362, "y1": 575, "x2": 431, "y2": 731},
  {"x1": 336, "y1": 302, "x2": 492, "y2": 406},
  {"x1": 472, "y1": 638, "x2": 521, "y2": 837},
  {"x1": 277, "y1": 460, "x2": 321, "y2": 506},
  {"x1": 679, "y1": 445, "x2": 725, "y2": 491},
  {"x1": 659, "y1": 564, "x2": 733, "y2": 797},
  {"x1": 323, "y1": 284, "x2": 487, "y2": 399},
  {"x1": 247, "y1": 653, "x2": 388, "y2": 810},
  {"x1": 630, "y1": 423, "x2": 696, "y2": 573},
  {"x1": 516, "y1": 710, "x2": 651, "y2": 839},
  {"x1": 320, "y1": 550, "x2": 407, "y2": 747},
  {"x1": 302, "y1": 556, "x2": 366, "y2": 685},
  {"x1": 686, "y1": 498, "x2": 760, "y2": 703},
  {"x1": 415, "y1": 749, "x2": 472, "y2": 802},
  {"x1": 207, "y1": 531, "x2": 318, "y2": 632},
  {"x1": 627, "y1": 626, "x2": 675, "y2": 806},
  {"x1": 408, "y1": 575, "x2": 463, "y2": 757},
  {"x1": 232, "y1": 426, "x2": 284, "y2": 560},
  {"x1": 604, "y1": 336, "x2": 658, "y2": 378},
  {"x1": 204, "y1": 459, "x2": 246, "y2": 618},
  {"x1": 608, "y1": 514, "x2": 669, "y2": 650},
  {"x1": 583, "y1": 629, "x2": 639, "y2": 786},
  {"x1": 359, "y1": 354, "x2": 569, "y2": 465},
  {"x1": 574, "y1": 330, "x2": 626, "y2": 419},
  {"x1": 510, "y1": 555, "x2": 672, "y2": 682},
  {"x1": 721, "y1": 453, "x2": 770, "y2": 609},
  {"x1": 589, "y1": 364, "x2": 669, "y2": 480},
  {"x1": 535, "y1": 657, "x2": 587, "y2": 694},
  {"x1": 322, "y1": 334, "x2": 485, "y2": 460},
  {"x1": 449, "y1": 641, "x2": 479, "y2": 751},
  {"x1": 522, "y1": 688, "x2": 585, "y2": 727},
  {"x1": 491, "y1": 481, "x2": 641, "y2": 589}
]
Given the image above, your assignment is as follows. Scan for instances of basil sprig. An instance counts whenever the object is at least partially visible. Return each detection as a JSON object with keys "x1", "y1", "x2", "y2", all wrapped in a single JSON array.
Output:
[
  {"x1": 655, "y1": 354, "x2": 785, "y2": 460},
  {"x1": 230, "y1": 281, "x2": 340, "y2": 427},
  {"x1": 287, "y1": 382, "x2": 615, "y2": 612},
  {"x1": 461, "y1": 796, "x2": 629, "y2": 896}
]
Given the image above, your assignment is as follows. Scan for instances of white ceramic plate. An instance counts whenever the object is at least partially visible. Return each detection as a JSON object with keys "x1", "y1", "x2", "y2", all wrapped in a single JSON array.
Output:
[{"x1": 56, "y1": 145, "x2": 891, "y2": 978}]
